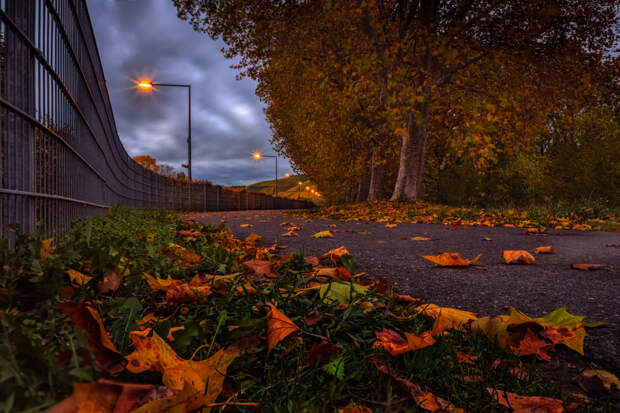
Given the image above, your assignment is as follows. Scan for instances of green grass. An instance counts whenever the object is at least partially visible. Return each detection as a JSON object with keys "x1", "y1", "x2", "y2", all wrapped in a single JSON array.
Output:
[{"x1": 0, "y1": 207, "x2": 616, "y2": 411}]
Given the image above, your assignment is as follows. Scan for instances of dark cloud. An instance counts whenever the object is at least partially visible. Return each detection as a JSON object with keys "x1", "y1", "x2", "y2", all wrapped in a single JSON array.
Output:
[{"x1": 86, "y1": 0, "x2": 293, "y2": 186}]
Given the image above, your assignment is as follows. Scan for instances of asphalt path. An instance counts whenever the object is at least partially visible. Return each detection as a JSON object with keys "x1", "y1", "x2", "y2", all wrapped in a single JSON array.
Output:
[{"x1": 191, "y1": 209, "x2": 620, "y2": 373}]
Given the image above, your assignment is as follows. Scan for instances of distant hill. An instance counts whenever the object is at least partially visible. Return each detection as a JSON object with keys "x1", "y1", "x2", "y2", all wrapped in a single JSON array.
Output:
[{"x1": 246, "y1": 175, "x2": 322, "y2": 202}]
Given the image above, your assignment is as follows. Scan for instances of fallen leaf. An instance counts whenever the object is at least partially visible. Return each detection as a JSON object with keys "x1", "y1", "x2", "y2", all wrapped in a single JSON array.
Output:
[
  {"x1": 571, "y1": 263, "x2": 607, "y2": 271},
  {"x1": 240, "y1": 224, "x2": 252, "y2": 228},
  {"x1": 58, "y1": 303, "x2": 122, "y2": 370},
  {"x1": 319, "y1": 246, "x2": 350, "y2": 263},
  {"x1": 315, "y1": 267, "x2": 352, "y2": 281},
  {"x1": 410, "y1": 236, "x2": 431, "y2": 241},
  {"x1": 243, "y1": 259, "x2": 276, "y2": 278},
  {"x1": 373, "y1": 328, "x2": 435, "y2": 356},
  {"x1": 339, "y1": 405, "x2": 373, "y2": 413},
  {"x1": 385, "y1": 223, "x2": 397, "y2": 228},
  {"x1": 313, "y1": 230, "x2": 334, "y2": 238},
  {"x1": 422, "y1": 252, "x2": 482, "y2": 267},
  {"x1": 502, "y1": 250, "x2": 535, "y2": 265},
  {"x1": 456, "y1": 351, "x2": 477, "y2": 365},
  {"x1": 165, "y1": 283, "x2": 212, "y2": 303},
  {"x1": 99, "y1": 272, "x2": 122, "y2": 294},
  {"x1": 280, "y1": 221, "x2": 295, "y2": 226},
  {"x1": 487, "y1": 388, "x2": 563, "y2": 413},
  {"x1": 66, "y1": 269, "x2": 93, "y2": 286},
  {"x1": 576, "y1": 369, "x2": 620, "y2": 393},
  {"x1": 510, "y1": 329, "x2": 552, "y2": 361},
  {"x1": 267, "y1": 303, "x2": 301, "y2": 352},
  {"x1": 43, "y1": 379, "x2": 174, "y2": 413},
  {"x1": 288, "y1": 226, "x2": 302, "y2": 231},
  {"x1": 282, "y1": 230, "x2": 298, "y2": 237},
  {"x1": 244, "y1": 233, "x2": 262, "y2": 243},
  {"x1": 307, "y1": 341, "x2": 340, "y2": 367},
  {"x1": 41, "y1": 238, "x2": 56, "y2": 259},
  {"x1": 320, "y1": 281, "x2": 368, "y2": 304},
  {"x1": 142, "y1": 273, "x2": 182, "y2": 292},
  {"x1": 368, "y1": 354, "x2": 463, "y2": 412},
  {"x1": 482, "y1": 237, "x2": 492, "y2": 241},
  {"x1": 533, "y1": 246, "x2": 554, "y2": 254},
  {"x1": 416, "y1": 304, "x2": 478, "y2": 335}
]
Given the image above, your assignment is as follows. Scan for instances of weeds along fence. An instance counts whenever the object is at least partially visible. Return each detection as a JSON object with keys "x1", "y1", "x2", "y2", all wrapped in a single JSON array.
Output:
[{"x1": 0, "y1": 0, "x2": 311, "y2": 242}]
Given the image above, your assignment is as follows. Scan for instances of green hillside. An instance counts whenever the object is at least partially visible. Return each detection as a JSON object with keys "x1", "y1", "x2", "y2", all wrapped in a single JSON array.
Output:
[{"x1": 246, "y1": 175, "x2": 322, "y2": 202}]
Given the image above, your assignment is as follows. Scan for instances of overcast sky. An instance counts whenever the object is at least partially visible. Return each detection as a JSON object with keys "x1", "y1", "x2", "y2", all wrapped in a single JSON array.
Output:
[{"x1": 86, "y1": 0, "x2": 293, "y2": 186}]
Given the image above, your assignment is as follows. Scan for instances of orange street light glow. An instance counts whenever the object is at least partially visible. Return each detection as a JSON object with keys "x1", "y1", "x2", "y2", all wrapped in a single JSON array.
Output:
[
  {"x1": 253, "y1": 152, "x2": 262, "y2": 159},
  {"x1": 285, "y1": 173, "x2": 290, "y2": 178},
  {"x1": 306, "y1": 186, "x2": 310, "y2": 190},
  {"x1": 137, "y1": 80, "x2": 153, "y2": 90}
]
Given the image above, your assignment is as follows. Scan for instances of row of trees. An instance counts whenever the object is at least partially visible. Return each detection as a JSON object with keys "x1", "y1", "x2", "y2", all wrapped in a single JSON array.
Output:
[
  {"x1": 133, "y1": 155, "x2": 194, "y2": 181},
  {"x1": 173, "y1": 0, "x2": 619, "y2": 205}
]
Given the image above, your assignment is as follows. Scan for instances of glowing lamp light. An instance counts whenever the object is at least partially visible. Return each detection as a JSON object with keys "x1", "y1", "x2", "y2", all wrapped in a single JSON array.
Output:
[
  {"x1": 137, "y1": 80, "x2": 153, "y2": 90},
  {"x1": 285, "y1": 173, "x2": 290, "y2": 178},
  {"x1": 253, "y1": 152, "x2": 262, "y2": 159}
]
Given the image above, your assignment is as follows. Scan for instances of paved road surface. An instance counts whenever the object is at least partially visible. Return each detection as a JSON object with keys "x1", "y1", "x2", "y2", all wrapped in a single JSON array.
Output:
[{"x1": 191, "y1": 210, "x2": 620, "y2": 373}]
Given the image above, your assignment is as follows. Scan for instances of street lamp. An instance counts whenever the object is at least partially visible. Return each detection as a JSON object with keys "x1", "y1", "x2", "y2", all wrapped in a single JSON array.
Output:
[
  {"x1": 297, "y1": 181, "x2": 302, "y2": 199},
  {"x1": 252, "y1": 152, "x2": 278, "y2": 195},
  {"x1": 137, "y1": 80, "x2": 193, "y2": 181}
]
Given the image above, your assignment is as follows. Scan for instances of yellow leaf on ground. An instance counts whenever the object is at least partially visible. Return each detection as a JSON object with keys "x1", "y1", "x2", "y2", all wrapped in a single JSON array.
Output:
[
  {"x1": 410, "y1": 236, "x2": 431, "y2": 241},
  {"x1": 41, "y1": 238, "x2": 55, "y2": 259},
  {"x1": 422, "y1": 252, "x2": 481, "y2": 267},
  {"x1": 313, "y1": 230, "x2": 333, "y2": 238},
  {"x1": 533, "y1": 246, "x2": 554, "y2": 254},
  {"x1": 266, "y1": 303, "x2": 300, "y2": 352},
  {"x1": 282, "y1": 230, "x2": 298, "y2": 237},
  {"x1": 502, "y1": 250, "x2": 535, "y2": 264},
  {"x1": 142, "y1": 273, "x2": 182, "y2": 292},
  {"x1": 240, "y1": 223, "x2": 252, "y2": 228},
  {"x1": 385, "y1": 223, "x2": 397, "y2": 228},
  {"x1": 580, "y1": 369, "x2": 620, "y2": 391},
  {"x1": 66, "y1": 269, "x2": 92, "y2": 286},
  {"x1": 245, "y1": 233, "x2": 262, "y2": 243},
  {"x1": 415, "y1": 304, "x2": 478, "y2": 335}
]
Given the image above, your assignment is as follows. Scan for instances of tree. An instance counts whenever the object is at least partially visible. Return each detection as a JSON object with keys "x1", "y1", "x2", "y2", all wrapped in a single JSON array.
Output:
[
  {"x1": 133, "y1": 155, "x2": 160, "y2": 173},
  {"x1": 173, "y1": 0, "x2": 618, "y2": 201}
]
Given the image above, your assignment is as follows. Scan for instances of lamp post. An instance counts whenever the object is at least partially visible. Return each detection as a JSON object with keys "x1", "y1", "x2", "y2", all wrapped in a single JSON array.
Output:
[
  {"x1": 253, "y1": 152, "x2": 278, "y2": 195},
  {"x1": 298, "y1": 181, "x2": 302, "y2": 199},
  {"x1": 137, "y1": 80, "x2": 192, "y2": 181}
]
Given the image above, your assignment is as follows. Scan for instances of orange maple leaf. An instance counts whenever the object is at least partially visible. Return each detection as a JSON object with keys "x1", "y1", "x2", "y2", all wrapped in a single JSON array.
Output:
[
  {"x1": 501, "y1": 250, "x2": 535, "y2": 264},
  {"x1": 373, "y1": 328, "x2": 435, "y2": 355},
  {"x1": 266, "y1": 303, "x2": 300, "y2": 352}
]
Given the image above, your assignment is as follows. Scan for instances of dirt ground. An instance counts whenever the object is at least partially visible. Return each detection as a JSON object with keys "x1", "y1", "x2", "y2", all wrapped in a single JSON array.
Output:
[{"x1": 191, "y1": 210, "x2": 620, "y2": 376}]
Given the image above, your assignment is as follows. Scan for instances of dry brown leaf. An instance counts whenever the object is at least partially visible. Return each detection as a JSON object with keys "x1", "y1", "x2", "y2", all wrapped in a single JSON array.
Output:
[
  {"x1": 502, "y1": 250, "x2": 535, "y2": 265},
  {"x1": 410, "y1": 236, "x2": 431, "y2": 241},
  {"x1": 422, "y1": 252, "x2": 482, "y2": 267},
  {"x1": 533, "y1": 246, "x2": 554, "y2": 254},
  {"x1": 571, "y1": 263, "x2": 607, "y2": 271},
  {"x1": 282, "y1": 230, "x2": 298, "y2": 237},
  {"x1": 266, "y1": 303, "x2": 301, "y2": 352},
  {"x1": 66, "y1": 269, "x2": 92, "y2": 286},
  {"x1": 240, "y1": 224, "x2": 253, "y2": 228},
  {"x1": 487, "y1": 388, "x2": 563, "y2": 413},
  {"x1": 319, "y1": 246, "x2": 350, "y2": 263}
]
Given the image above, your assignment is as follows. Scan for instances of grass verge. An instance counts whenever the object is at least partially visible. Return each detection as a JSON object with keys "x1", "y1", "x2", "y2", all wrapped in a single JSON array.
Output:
[{"x1": 0, "y1": 206, "x2": 616, "y2": 412}]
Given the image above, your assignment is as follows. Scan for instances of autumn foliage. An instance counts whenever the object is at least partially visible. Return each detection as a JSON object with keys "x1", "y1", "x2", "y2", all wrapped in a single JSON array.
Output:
[{"x1": 174, "y1": 0, "x2": 619, "y2": 205}]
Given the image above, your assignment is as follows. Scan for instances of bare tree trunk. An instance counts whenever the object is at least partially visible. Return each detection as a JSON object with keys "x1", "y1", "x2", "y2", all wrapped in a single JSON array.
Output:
[
  {"x1": 355, "y1": 169, "x2": 370, "y2": 203},
  {"x1": 367, "y1": 150, "x2": 386, "y2": 201},
  {"x1": 391, "y1": 111, "x2": 428, "y2": 200}
]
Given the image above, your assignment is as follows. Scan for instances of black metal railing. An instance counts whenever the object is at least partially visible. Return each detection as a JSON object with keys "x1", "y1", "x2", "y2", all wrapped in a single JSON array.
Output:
[{"x1": 0, "y1": 0, "x2": 311, "y2": 242}]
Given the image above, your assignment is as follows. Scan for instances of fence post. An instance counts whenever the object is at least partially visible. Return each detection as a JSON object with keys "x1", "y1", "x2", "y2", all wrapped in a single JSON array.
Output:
[{"x1": 216, "y1": 186, "x2": 220, "y2": 211}]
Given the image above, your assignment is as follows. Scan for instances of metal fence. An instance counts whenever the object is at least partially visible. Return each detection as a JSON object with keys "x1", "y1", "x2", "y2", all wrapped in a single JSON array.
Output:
[{"x1": 0, "y1": 0, "x2": 311, "y2": 242}]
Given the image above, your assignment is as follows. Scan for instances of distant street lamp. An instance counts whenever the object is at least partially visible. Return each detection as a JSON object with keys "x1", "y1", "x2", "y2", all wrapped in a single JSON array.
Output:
[
  {"x1": 253, "y1": 152, "x2": 278, "y2": 195},
  {"x1": 137, "y1": 80, "x2": 193, "y2": 181},
  {"x1": 284, "y1": 173, "x2": 290, "y2": 178}
]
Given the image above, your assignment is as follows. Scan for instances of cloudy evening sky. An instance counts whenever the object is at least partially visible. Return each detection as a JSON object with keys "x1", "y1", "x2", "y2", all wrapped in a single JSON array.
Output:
[{"x1": 86, "y1": 0, "x2": 294, "y2": 186}]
